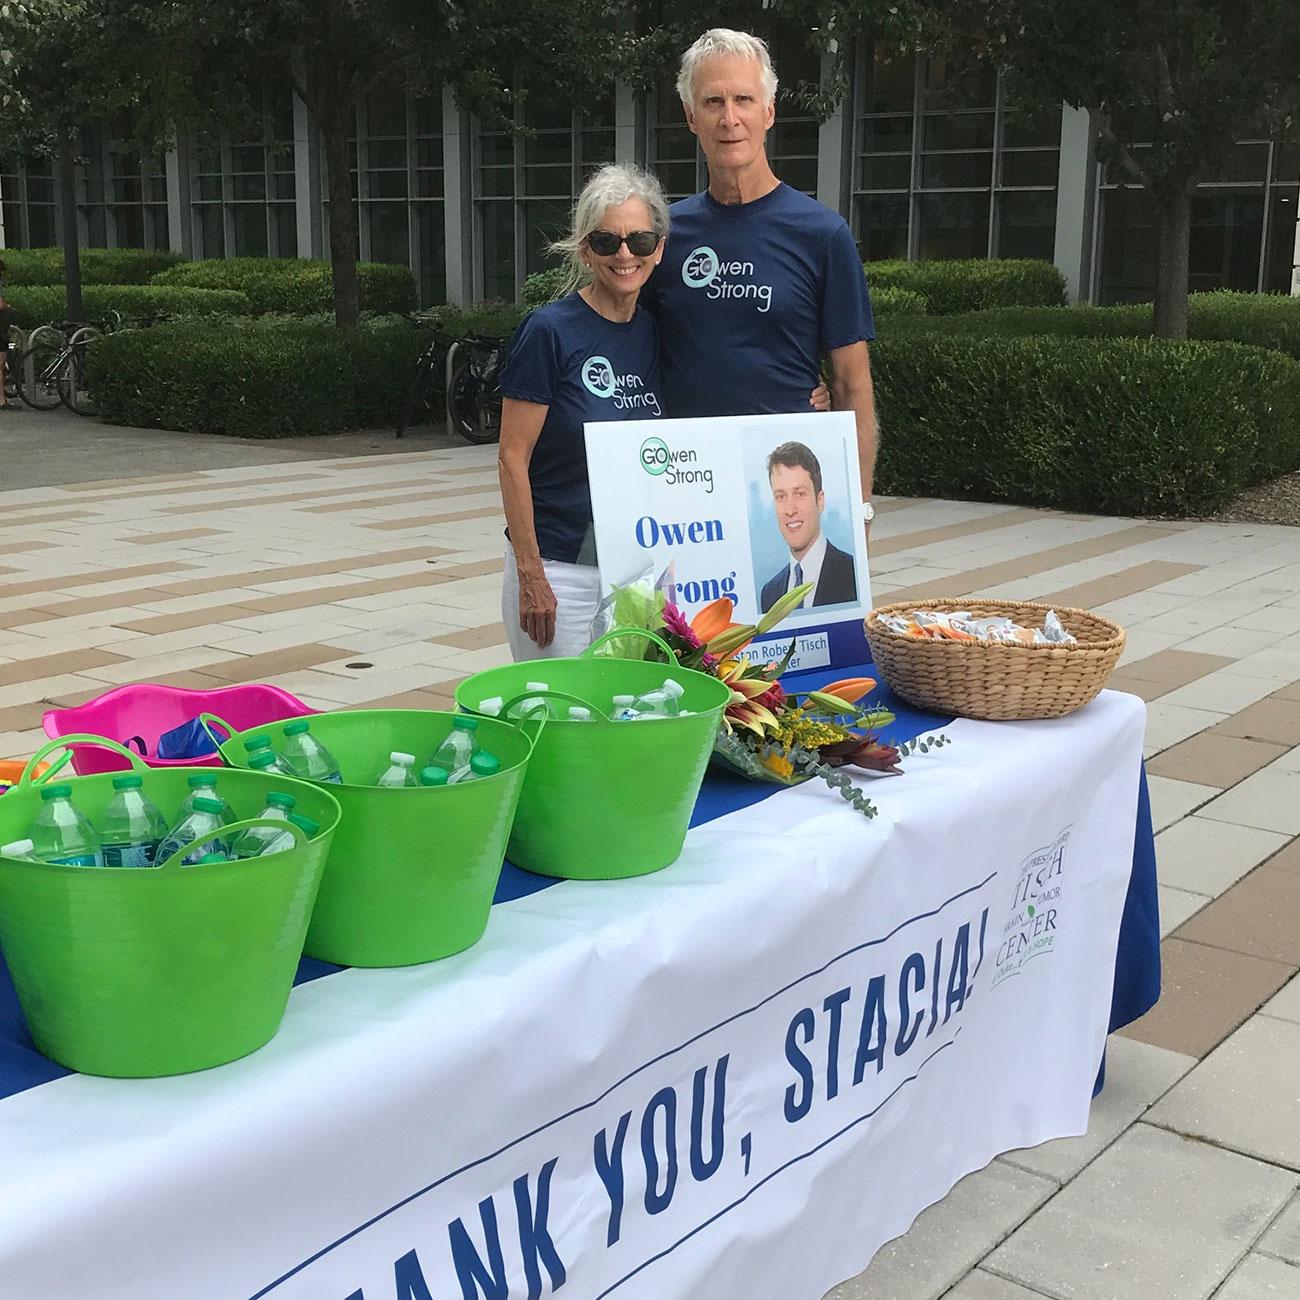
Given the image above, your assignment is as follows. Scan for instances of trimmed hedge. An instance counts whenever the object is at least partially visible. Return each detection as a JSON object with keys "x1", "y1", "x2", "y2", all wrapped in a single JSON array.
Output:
[
  {"x1": 430, "y1": 300, "x2": 530, "y2": 339},
  {"x1": 6, "y1": 283, "x2": 251, "y2": 328},
  {"x1": 90, "y1": 317, "x2": 423, "y2": 437},
  {"x1": 896, "y1": 291, "x2": 1300, "y2": 361},
  {"x1": 150, "y1": 257, "x2": 417, "y2": 316},
  {"x1": 872, "y1": 333, "x2": 1300, "y2": 516},
  {"x1": 1, "y1": 247, "x2": 184, "y2": 285},
  {"x1": 522, "y1": 267, "x2": 570, "y2": 307},
  {"x1": 871, "y1": 285, "x2": 928, "y2": 318},
  {"x1": 865, "y1": 258, "x2": 1067, "y2": 314}
]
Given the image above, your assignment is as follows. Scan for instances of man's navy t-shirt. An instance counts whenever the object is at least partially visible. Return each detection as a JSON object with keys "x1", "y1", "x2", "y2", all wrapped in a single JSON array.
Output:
[
  {"x1": 642, "y1": 183, "x2": 875, "y2": 416},
  {"x1": 498, "y1": 292, "x2": 662, "y2": 564}
]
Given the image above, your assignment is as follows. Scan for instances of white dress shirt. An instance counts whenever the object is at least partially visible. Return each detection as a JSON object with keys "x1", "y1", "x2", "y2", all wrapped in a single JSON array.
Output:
[{"x1": 785, "y1": 531, "x2": 827, "y2": 608}]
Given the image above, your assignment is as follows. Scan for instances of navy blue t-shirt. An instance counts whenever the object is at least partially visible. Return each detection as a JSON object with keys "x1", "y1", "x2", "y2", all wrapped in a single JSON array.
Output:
[
  {"x1": 499, "y1": 293, "x2": 662, "y2": 564},
  {"x1": 642, "y1": 183, "x2": 874, "y2": 417}
]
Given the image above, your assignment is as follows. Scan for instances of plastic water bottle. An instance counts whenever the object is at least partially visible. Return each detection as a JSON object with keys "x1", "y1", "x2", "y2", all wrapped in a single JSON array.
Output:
[
  {"x1": 258, "y1": 812, "x2": 321, "y2": 857},
  {"x1": 612, "y1": 694, "x2": 638, "y2": 721},
  {"x1": 230, "y1": 790, "x2": 296, "y2": 859},
  {"x1": 567, "y1": 706, "x2": 592, "y2": 722},
  {"x1": 28, "y1": 785, "x2": 104, "y2": 866},
  {"x1": 156, "y1": 796, "x2": 229, "y2": 867},
  {"x1": 248, "y1": 749, "x2": 293, "y2": 777},
  {"x1": 661, "y1": 679, "x2": 685, "y2": 716},
  {"x1": 177, "y1": 773, "x2": 238, "y2": 825},
  {"x1": 373, "y1": 751, "x2": 418, "y2": 788},
  {"x1": 419, "y1": 765, "x2": 449, "y2": 787},
  {"x1": 1, "y1": 838, "x2": 37, "y2": 861},
  {"x1": 197, "y1": 852, "x2": 229, "y2": 865},
  {"x1": 450, "y1": 750, "x2": 501, "y2": 784},
  {"x1": 428, "y1": 716, "x2": 479, "y2": 782},
  {"x1": 244, "y1": 735, "x2": 272, "y2": 756},
  {"x1": 630, "y1": 689, "x2": 670, "y2": 719},
  {"x1": 100, "y1": 774, "x2": 169, "y2": 868},
  {"x1": 280, "y1": 720, "x2": 343, "y2": 784},
  {"x1": 478, "y1": 696, "x2": 504, "y2": 717}
]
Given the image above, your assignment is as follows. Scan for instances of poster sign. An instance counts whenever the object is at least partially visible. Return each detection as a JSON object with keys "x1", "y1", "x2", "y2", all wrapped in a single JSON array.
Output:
[{"x1": 586, "y1": 411, "x2": 872, "y2": 671}]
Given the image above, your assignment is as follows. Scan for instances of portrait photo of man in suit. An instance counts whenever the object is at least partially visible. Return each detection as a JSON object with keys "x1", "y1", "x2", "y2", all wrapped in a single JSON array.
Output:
[{"x1": 759, "y1": 440, "x2": 859, "y2": 614}]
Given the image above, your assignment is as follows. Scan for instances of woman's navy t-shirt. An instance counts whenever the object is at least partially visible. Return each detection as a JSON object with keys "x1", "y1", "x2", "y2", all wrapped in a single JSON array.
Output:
[{"x1": 499, "y1": 292, "x2": 662, "y2": 564}]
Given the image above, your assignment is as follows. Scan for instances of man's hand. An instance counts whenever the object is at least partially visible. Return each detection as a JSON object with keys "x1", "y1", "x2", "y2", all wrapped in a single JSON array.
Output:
[{"x1": 809, "y1": 381, "x2": 831, "y2": 412}]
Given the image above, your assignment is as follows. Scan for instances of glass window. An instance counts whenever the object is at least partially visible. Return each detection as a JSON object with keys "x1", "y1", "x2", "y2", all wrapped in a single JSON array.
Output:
[
  {"x1": 479, "y1": 201, "x2": 514, "y2": 301},
  {"x1": 195, "y1": 203, "x2": 225, "y2": 258},
  {"x1": 917, "y1": 191, "x2": 989, "y2": 259},
  {"x1": 273, "y1": 204, "x2": 297, "y2": 259},
  {"x1": 369, "y1": 202, "x2": 409, "y2": 265},
  {"x1": 861, "y1": 195, "x2": 910, "y2": 261},
  {"x1": 1189, "y1": 189, "x2": 1265, "y2": 292},
  {"x1": 920, "y1": 152, "x2": 993, "y2": 189},
  {"x1": 1263, "y1": 185, "x2": 1298, "y2": 292},
  {"x1": 996, "y1": 190, "x2": 1057, "y2": 260},
  {"x1": 417, "y1": 203, "x2": 447, "y2": 307},
  {"x1": 232, "y1": 204, "x2": 268, "y2": 256},
  {"x1": 1001, "y1": 150, "x2": 1060, "y2": 188}
]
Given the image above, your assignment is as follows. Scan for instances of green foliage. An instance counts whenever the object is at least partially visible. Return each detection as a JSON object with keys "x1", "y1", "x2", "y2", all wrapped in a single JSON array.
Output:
[
  {"x1": 428, "y1": 301, "x2": 530, "y2": 339},
  {"x1": 0, "y1": 248, "x2": 185, "y2": 286},
  {"x1": 5, "y1": 284, "x2": 251, "y2": 328},
  {"x1": 871, "y1": 285, "x2": 929, "y2": 318},
  {"x1": 522, "y1": 267, "x2": 572, "y2": 307},
  {"x1": 893, "y1": 293, "x2": 1300, "y2": 361},
  {"x1": 89, "y1": 317, "x2": 424, "y2": 437},
  {"x1": 864, "y1": 259, "x2": 1067, "y2": 314},
  {"x1": 872, "y1": 333, "x2": 1300, "y2": 516},
  {"x1": 149, "y1": 258, "x2": 416, "y2": 316}
]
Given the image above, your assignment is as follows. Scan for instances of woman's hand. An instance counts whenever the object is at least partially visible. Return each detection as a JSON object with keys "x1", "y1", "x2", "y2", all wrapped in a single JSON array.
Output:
[
  {"x1": 518, "y1": 563, "x2": 558, "y2": 648},
  {"x1": 809, "y1": 381, "x2": 831, "y2": 412}
]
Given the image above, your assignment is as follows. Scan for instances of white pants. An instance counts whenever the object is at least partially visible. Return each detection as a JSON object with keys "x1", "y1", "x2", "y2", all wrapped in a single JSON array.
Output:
[{"x1": 501, "y1": 549, "x2": 602, "y2": 662}]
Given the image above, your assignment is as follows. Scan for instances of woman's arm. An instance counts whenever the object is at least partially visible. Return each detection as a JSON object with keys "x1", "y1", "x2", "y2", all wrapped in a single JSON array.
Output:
[{"x1": 497, "y1": 396, "x2": 558, "y2": 648}]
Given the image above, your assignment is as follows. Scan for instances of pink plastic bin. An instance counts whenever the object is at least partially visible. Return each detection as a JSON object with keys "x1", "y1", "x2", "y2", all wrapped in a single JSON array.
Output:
[{"x1": 42, "y1": 683, "x2": 317, "y2": 776}]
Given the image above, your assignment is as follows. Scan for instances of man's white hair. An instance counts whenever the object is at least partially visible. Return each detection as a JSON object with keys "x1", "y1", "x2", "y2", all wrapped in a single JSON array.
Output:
[{"x1": 676, "y1": 28, "x2": 779, "y2": 112}]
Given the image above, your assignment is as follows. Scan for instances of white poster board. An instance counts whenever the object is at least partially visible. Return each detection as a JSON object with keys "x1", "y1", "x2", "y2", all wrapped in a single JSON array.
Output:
[{"x1": 586, "y1": 411, "x2": 872, "y2": 672}]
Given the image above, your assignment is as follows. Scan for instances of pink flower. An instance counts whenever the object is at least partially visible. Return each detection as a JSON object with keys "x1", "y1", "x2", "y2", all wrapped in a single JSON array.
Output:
[{"x1": 662, "y1": 602, "x2": 702, "y2": 649}]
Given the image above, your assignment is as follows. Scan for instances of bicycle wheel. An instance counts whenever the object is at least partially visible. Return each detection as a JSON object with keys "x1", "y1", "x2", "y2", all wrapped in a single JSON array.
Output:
[
  {"x1": 58, "y1": 327, "x2": 101, "y2": 416},
  {"x1": 395, "y1": 354, "x2": 435, "y2": 438},
  {"x1": 448, "y1": 346, "x2": 503, "y2": 445},
  {"x1": 17, "y1": 340, "x2": 65, "y2": 410}
]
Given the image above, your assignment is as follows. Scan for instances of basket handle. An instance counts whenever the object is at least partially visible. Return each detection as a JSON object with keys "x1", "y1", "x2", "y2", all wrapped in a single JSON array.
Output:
[
  {"x1": 154, "y1": 817, "x2": 308, "y2": 872},
  {"x1": 196, "y1": 711, "x2": 239, "y2": 756},
  {"x1": 582, "y1": 628, "x2": 678, "y2": 662},
  {"x1": 17, "y1": 733, "x2": 148, "y2": 787},
  {"x1": 499, "y1": 688, "x2": 611, "y2": 724}
]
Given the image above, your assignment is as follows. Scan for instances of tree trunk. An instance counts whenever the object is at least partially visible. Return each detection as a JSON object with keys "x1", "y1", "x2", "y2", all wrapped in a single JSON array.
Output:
[
  {"x1": 1153, "y1": 192, "x2": 1191, "y2": 340},
  {"x1": 320, "y1": 110, "x2": 360, "y2": 331},
  {"x1": 57, "y1": 130, "x2": 84, "y2": 325}
]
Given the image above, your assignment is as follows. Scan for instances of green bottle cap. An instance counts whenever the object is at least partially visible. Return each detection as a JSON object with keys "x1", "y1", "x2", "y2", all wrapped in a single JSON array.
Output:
[
  {"x1": 192, "y1": 796, "x2": 224, "y2": 814},
  {"x1": 187, "y1": 773, "x2": 217, "y2": 789},
  {"x1": 288, "y1": 813, "x2": 320, "y2": 835},
  {"x1": 452, "y1": 715, "x2": 478, "y2": 731},
  {"x1": 248, "y1": 751, "x2": 278, "y2": 770},
  {"x1": 283, "y1": 720, "x2": 310, "y2": 736},
  {"x1": 469, "y1": 751, "x2": 500, "y2": 777},
  {"x1": 197, "y1": 853, "x2": 227, "y2": 864},
  {"x1": 111, "y1": 774, "x2": 143, "y2": 790},
  {"x1": 244, "y1": 735, "x2": 272, "y2": 753},
  {"x1": 40, "y1": 783, "x2": 73, "y2": 801},
  {"x1": 419, "y1": 765, "x2": 449, "y2": 787},
  {"x1": 266, "y1": 791, "x2": 296, "y2": 810}
]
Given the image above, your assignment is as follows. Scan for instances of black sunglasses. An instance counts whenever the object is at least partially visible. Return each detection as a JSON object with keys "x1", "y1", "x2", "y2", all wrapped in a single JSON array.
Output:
[{"x1": 586, "y1": 229, "x2": 660, "y2": 257}]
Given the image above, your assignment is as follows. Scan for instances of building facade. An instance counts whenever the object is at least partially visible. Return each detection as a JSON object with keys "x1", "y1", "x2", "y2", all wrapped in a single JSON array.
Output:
[{"x1": 2, "y1": 43, "x2": 1297, "y2": 306}]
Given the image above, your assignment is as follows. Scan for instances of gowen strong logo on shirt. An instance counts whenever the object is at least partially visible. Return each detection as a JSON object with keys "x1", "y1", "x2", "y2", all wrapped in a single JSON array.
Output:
[
  {"x1": 581, "y1": 355, "x2": 661, "y2": 414},
  {"x1": 681, "y1": 244, "x2": 773, "y2": 312}
]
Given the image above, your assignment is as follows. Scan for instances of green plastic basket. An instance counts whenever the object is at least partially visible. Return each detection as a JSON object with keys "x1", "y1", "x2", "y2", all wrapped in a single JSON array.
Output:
[
  {"x1": 209, "y1": 709, "x2": 532, "y2": 967},
  {"x1": 0, "y1": 735, "x2": 340, "y2": 1078},
  {"x1": 454, "y1": 629, "x2": 732, "y2": 879}
]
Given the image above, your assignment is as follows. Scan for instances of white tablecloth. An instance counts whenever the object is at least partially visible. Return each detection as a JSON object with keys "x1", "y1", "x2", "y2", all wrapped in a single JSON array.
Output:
[{"x1": 0, "y1": 691, "x2": 1145, "y2": 1299}]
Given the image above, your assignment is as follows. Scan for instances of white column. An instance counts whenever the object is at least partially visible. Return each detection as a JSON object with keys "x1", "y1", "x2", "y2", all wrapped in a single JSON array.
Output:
[
  {"x1": 816, "y1": 50, "x2": 848, "y2": 214},
  {"x1": 164, "y1": 146, "x2": 187, "y2": 255},
  {"x1": 615, "y1": 79, "x2": 639, "y2": 165},
  {"x1": 1052, "y1": 105, "x2": 1096, "y2": 303},
  {"x1": 292, "y1": 92, "x2": 320, "y2": 259},
  {"x1": 0, "y1": 172, "x2": 7, "y2": 248},
  {"x1": 1292, "y1": 189, "x2": 1300, "y2": 296},
  {"x1": 442, "y1": 86, "x2": 471, "y2": 306}
]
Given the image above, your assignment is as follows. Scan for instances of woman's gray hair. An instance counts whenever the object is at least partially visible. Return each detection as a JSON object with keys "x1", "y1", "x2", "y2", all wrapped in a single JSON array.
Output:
[
  {"x1": 548, "y1": 163, "x2": 670, "y2": 299},
  {"x1": 676, "y1": 28, "x2": 779, "y2": 112}
]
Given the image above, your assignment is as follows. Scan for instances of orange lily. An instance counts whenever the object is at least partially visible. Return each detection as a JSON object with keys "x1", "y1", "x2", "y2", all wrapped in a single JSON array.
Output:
[
  {"x1": 690, "y1": 597, "x2": 739, "y2": 645},
  {"x1": 819, "y1": 677, "x2": 878, "y2": 706}
]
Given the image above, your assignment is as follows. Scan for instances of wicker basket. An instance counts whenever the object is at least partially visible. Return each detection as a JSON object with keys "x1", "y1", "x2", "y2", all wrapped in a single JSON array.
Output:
[{"x1": 865, "y1": 598, "x2": 1126, "y2": 721}]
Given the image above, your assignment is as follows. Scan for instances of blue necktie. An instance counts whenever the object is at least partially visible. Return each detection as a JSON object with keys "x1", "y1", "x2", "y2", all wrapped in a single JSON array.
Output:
[{"x1": 793, "y1": 562, "x2": 803, "y2": 593}]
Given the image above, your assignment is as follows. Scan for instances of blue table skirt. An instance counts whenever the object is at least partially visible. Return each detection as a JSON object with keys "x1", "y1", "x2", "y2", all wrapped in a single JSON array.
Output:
[{"x1": 0, "y1": 664, "x2": 1160, "y2": 1102}]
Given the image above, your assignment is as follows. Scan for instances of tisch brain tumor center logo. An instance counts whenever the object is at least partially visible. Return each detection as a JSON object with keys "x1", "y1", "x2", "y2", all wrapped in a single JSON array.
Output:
[
  {"x1": 581, "y1": 355, "x2": 617, "y2": 399},
  {"x1": 682, "y1": 246, "x2": 720, "y2": 289}
]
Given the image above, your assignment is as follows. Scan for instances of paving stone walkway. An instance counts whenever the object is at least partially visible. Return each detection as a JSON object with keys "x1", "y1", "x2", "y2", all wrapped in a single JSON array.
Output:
[{"x1": 2, "y1": 434, "x2": 1299, "y2": 1298}]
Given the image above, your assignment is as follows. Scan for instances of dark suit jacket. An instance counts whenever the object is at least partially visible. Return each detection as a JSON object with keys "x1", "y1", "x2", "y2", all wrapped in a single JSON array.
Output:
[{"x1": 760, "y1": 539, "x2": 858, "y2": 613}]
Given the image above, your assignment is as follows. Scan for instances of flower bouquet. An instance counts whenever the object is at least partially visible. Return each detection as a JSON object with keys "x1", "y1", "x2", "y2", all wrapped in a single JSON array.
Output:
[{"x1": 597, "y1": 579, "x2": 949, "y2": 818}]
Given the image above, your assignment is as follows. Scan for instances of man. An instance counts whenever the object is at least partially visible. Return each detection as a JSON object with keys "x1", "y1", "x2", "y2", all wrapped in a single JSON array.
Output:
[
  {"x1": 642, "y1": 27, "x2": 879, "y2": 535},
  {"x1": 759, "y1": 441, "x2": 857, "y2": 613}
]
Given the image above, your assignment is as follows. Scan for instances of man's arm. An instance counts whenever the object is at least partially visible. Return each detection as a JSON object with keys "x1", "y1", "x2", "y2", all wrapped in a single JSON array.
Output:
[{"x1": 828, "y1": 340, "x2": 878, "y2": 502}]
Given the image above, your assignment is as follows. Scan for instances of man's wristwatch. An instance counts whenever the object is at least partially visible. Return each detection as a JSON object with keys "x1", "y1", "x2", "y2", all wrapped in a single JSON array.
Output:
[{"x1": 861, "y1": 500, "x2": 875, "y2": 524}]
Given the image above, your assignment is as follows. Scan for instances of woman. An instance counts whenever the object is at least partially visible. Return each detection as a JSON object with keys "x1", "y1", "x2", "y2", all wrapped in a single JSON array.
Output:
[{"x1": 498, "y1": 163, "x2": 668, "y2": 660}]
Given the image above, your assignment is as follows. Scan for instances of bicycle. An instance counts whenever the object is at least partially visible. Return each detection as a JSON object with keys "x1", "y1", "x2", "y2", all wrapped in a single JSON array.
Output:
[
  {"x1": 17, "y1": 310, "x2": 122, "y2": 416},
  {"x1": 396, "y1": 316, "x2": 504, "y2": 445}
]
